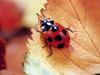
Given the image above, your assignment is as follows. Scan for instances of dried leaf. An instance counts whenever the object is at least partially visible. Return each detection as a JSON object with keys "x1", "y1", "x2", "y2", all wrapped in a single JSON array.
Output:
[{"x1": 24, "y1": 0, "x2": 100, "y2": 75}]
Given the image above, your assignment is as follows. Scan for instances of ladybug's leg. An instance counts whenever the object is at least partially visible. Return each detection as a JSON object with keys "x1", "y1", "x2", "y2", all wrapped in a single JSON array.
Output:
[
  {"x1": 66, "y1": 26, "x2": 78, "y2": 40},
  {"x1": 42, "y1": 39, "x2": 53, "y2": 57},
  {"x1": 47, "y1": 45, "x2": 53, "y2": 57},
  {"x1": 66, "y1": 25, "x2": 77, "y2": 33},
  {"x1": 65, "y1": 26, "x2": 75, "y2": 33},
  {"x1": 34, "y1": 23, "x2": 43, "y2": 33},
  {"x1": 42, "y1": 39, "x2": 48, "y2": 48},
  {"x1": 36, "y1": 29, "x2": 43, "y2": 33}
]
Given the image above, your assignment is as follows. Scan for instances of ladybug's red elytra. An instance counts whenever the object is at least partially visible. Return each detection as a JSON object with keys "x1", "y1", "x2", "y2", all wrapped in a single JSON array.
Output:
[{"x1": 36, "y1": 14, "x2": 72, "y2": 56}]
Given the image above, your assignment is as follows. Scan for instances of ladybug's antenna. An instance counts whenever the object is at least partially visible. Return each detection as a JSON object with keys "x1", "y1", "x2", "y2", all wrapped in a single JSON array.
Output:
[
  {"x1": 36, "y1": 13, "x2": 39, "y2": 16},
  {"x1": 42, "y1": 14, "x2": 46, "y2": 19},
  {"x1": 36, "y1": 13, "x2": 46, "y2": 18}
]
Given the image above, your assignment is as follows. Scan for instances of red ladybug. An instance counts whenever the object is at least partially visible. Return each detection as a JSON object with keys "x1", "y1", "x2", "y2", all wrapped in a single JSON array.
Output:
[{"x1": 37, "y1": 14, "x2": 72, "y2": 56}]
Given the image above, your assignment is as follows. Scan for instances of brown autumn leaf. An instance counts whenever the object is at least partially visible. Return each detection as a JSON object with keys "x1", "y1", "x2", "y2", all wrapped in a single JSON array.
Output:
[
  {"x1": 23, "y1": 0, "x2": 100, "y2": 75},
  {"x1": 1, "y1": 0, "x2": 99, "y2": 75}
]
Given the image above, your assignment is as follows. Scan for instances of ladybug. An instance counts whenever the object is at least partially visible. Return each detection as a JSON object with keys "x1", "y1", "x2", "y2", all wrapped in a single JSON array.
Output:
[{"x1": 37, "y1": 14, "x2": 73, "y2": 56}]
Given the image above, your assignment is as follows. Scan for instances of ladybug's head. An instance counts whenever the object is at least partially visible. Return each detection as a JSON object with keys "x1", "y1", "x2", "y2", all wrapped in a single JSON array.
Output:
[{"x1": 40, "y1": 18, "x2": 58, "y2": 32}]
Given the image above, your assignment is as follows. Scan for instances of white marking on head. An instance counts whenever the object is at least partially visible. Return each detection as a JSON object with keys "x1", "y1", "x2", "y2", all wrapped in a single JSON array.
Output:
[
  {"x1": 42, "y1": 19, "x2": 47, "y2": 23},
  {"x1": 47, "y1": 22, "x2": 52, "y2": 26},
  {"x1": 42, "y1": 26, "x2": 45, "y2": 30}
]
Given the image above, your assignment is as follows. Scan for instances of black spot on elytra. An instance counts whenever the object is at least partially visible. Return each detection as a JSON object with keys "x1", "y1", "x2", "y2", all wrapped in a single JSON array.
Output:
[
  {"x1": 47, "y1": 37, "x2": 53, "y2": 42},
  {"x1": 94, "y1": 73, "x2": 100, "y2": 75},
  {"x1": 62, "y1": 29, "x2": 67, "y2": 35},
  {"x1": 57, "y1": 43, "x2": 64, "y2": 48},
  {"x1": 55, "y1": 35, "x2": 62, "y2": 41}
]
